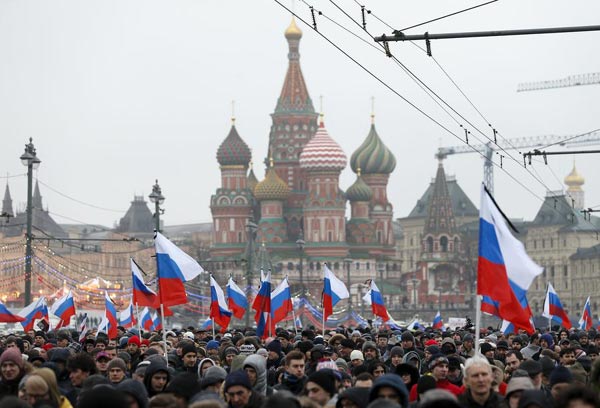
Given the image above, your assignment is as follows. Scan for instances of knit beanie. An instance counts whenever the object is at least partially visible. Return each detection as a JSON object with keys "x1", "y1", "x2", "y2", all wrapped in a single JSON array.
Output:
[
  {"x1": 266, "y1": 339, "x2": 282, "y2": 354},
  {"x1": 307, "y1": 369, "x2": 337, "y2": 397},
  {"x1": 107, "y1": 358, "x2": 127, "y2": 372},
  {"x1": 181, "y1": 343, "x2": 197, "y2": 356},
  {"x1": 0, "y1": 348, "x2": 24, "y2": 370},
  {"x1": 390, "y1": 346, "x2": 404, "y2": 358},
  {"x1": 207, "y1": 340, "x2": 220, "y2": 350},
  {"x1": 401, "y1": 331, "x2": 415, "y2": 342},
  {"x1": 127, "y1": 335, "x2": 141, "y2": 347},
  {"x1": 201, "y1": 366, "x2": 228, "y2": 388},
  {"x1": 416, "y1": 375, "x2": 437, "y2": 395},
  {"x1": 224, "y1": 370, "x2": 253, "y2": 391},
  {"x1": 350, "y1": 350, "x2": 364, "y2": 361},
  {"x1": 164, "y1": 372, "x2": 202, "y2": 400},
  {"x1": 549, "y1": 366, "x2": 574, "y2": 387}
]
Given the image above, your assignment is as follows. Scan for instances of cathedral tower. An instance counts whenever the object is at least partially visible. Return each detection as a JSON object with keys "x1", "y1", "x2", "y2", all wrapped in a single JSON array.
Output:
[{"x1": 564, "y1": 163, "x2": 585, "y2": 209}]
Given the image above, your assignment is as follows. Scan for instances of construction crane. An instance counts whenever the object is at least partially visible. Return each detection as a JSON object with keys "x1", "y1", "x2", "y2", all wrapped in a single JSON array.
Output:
[
  {"x1": 436, "y1": 130, "x2": 600, "y2": 194},
  {"x1": 517, "y1": 72, "x2": 600, "y2": 92}
]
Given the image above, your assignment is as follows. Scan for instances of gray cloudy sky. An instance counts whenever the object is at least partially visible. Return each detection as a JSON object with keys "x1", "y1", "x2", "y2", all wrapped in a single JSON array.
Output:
[{"x1": 1, "y1": 1, "x2": 599, "y2": 229}]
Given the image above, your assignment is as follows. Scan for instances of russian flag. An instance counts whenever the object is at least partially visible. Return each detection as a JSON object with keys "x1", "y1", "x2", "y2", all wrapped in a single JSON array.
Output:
[
  {"x1": 201, "y1": 317, "x2": 213, "y2": 330},
  {"x1": 368, "y1": 280, "x2": 389, "y2": 321},
  {"x1": 104, "y1": 291, "x2": 119, "y2": 339},
  {"x1": 0, "y1": 301, "x2": 25, "y2": 323},
  {"x1": 543, "y1": 283, "x2": 572, "y2": 329},
  {"x1": 481, "y1": 295, "x2": 501, "y2": 317},
  {"x1": 323, "y1": 264, "x2": 349, "y2": 321},
  {"x1": 477, "y1": 184, "x2": 542, "y2": 333},
  {"x1": 579, "y1": 297, "x2": 593, "y2": 330},
  {"x1": 78, "y1": 313, "x2": 88, "y2": 342},
  {"x1": 140, "y1": 307, "x2": 153, "y2": 331},
  {"x1": 151, "y1": 311, "x2": 163, "y2": 331},
  {"x1": 131, "y1": 258, "x2": 158, "y2": 308},
  {"x1": 18, "y1": 297, "x2": 48, "y2": 332},
  {"x1": 50, "y1": 290, "x2": 76, "y2": 329},
  {"x1": 155, "y1": 232, "x2": 204, "y2": 307},
  {"x1": 271, "y1": 277, "x2": 293, "y2": 327},
  {"x1": 120, "y1": 298, "x2": 136, "y2": 328},
  {"x1": 210, "y1": 276, "x2": 232, "y2": 331},
  {"x1": 227, "y1": 276, "x2": 248, "y2": 319},
  {"x1": 97, "y1": 315, "x2": 109, "y2": 336},
  {"x1": 432, "y1": 311, "x2": 443, "y2": 330},
  {"x1": 501, "y1": 320, "x2": 516, "y2": 335},
  {"x1": 252, "y1": 270, "x2": 271, "y2": 338}
]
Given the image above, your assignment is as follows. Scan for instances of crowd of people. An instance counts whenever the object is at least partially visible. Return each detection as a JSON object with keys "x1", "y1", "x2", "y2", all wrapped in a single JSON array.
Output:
[{"x1": 1, "y1": 323, "x2": 599, "y2": 408}]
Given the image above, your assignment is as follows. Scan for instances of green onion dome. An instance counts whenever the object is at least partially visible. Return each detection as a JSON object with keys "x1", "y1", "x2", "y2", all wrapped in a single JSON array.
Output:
[
  {"x1": 346, "y1": 169, "x2": 373, "y2": 202},
  {"x1": 350, "y1": 124, "x2": 396, "y2": 174}
]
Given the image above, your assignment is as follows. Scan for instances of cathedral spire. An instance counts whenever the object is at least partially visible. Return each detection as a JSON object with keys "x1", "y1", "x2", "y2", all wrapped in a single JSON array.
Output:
[
  {"x1": 2, "y1": 182, "x2": 13, "y2": 217},
  {"x1": 424, "y1": 160, "x2": 456, "y2": 235},
  {"x1": 275, "y1": 17, "x2": 314, "y2": 114},
  {"x1": 33, "y1": 180, "x2": 43, "y2": 210}
]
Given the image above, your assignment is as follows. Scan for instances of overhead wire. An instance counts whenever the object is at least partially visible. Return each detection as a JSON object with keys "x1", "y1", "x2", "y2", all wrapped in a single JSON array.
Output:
[
  {"x1": 397, "y1": 0, "x2": 499, "y2": 32},
  {"x1": 274, "y1": 0, "x2": 600, "y2": 238},
  {"x1": 36, "y1": 178, "x2": 126, "y2": 213}
]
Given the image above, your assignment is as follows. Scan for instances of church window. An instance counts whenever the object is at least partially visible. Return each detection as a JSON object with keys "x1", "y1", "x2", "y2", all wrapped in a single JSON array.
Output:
[
  {"x1": 410, "y1": 237, "x2": 413, "y2": 246},
  {"x1": 334, "y1": 262, "x2": 339, "y2": 270},
  {"x1": 426, "y1": 237, "x2": 433, "y2": 252},
  {"x1": 563, "y1": 239, "x2": 567, "y2": 247},
  {"x1": 440, "y1": 236, "x2": 448, "y2": 252},
  {"x1": 550, "y1": 238, "x2": 554, "y2": 248},
  {"x1": 550, "y1": 266, "x2": 555, "y2": 277},
  {"x1": 355, "y1": 262, "x2": 360, "y2": 270},
  {"x1": 316, "y1": 262, "x2": 321, "y2": 270},
  {"x1": 238, "y1": 232, "x2": 243, "y2": 242},
  {"x1": 230, "y1": 219, "x2": 235, "y2": 231},
  {"x1": 565, "y1": 280, "x2": 568, "y2": 289},
  {"x1": 377, "y1": 231, "x2": 382, "y2": 243},
  {"x1": 366, "y1": 262, "x2": 370, "y2": 270},
  {"x1": 563, "y1": 265, "x2": 568, "y2": 277},
  {"x1": 328, "y1": 231, "x2": 333, "y2": 241}
]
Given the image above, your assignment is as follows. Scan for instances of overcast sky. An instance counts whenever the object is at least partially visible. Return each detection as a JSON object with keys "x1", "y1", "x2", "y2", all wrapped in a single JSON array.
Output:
[{"x1": 1, "y1": 1, "x2": 599, "y2": 230}]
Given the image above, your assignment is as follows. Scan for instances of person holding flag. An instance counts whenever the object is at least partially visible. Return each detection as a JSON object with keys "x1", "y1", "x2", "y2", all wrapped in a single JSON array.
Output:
[
  {"x1": 209, "y1": 275, "x2": 232, "y2": 332},
  {"x1": 477, "y1": 184, "x2": 542, "y2": 334},
  {"x1": 367, "y1": 279, "x2": 389, "y2": 322},
  {"x1": 18, "y1": 297, "x2": 48, "y2": 333}
]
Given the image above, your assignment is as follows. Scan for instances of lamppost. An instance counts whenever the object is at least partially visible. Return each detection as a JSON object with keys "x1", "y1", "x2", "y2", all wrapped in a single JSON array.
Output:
[
  {"x1": 377, "y1": 261, "x2": 385, "y2": 300},
  {"x1": 411, "y1": 272, "x2": 420, "y2": 311},
  {"x1": 148, "y1": 180, "x2": 165, "y2": 233},
  {"x1": 20, "y1": 138, "x2": 41, "y2": 306},
  {"x1": 344, "y1": 258, "x2": 353, "y2": 313},
  {"x1": 244, "y1": 219, "x2": 257, "y2": 328},
  {"x1": 295, "y1": 233, "x2": 305, "y2": 296}
]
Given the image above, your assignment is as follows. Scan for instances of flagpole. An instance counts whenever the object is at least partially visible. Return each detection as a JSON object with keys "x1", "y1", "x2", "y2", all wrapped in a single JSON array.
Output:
[
  {"x1": 155, "y1": 231, "x2": 168, "y2": 361},
  {"x1": 291, "y1": 302, "x2": 298, "y2": 335},
  {"x1": 212, "y1": 317, "x2": 215, "y2": 338},
  {"x1": 474, "y1": 294, "x2": 481, "y2": 354},
  {"x1": 135, "y1": 302, "x2": 141, "y2": 336}
]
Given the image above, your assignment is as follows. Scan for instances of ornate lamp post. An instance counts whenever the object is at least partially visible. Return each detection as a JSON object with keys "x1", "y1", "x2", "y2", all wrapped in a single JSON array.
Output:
[
  {"x1": 296, "y1": 234, "x2": 305, "y2": 296},
  {"x1": 20, "y1": 138, "x2": 41, "y2": 306},
  {"x1": 244, "y1": 219, "x2": 257, "y2": 328},
  {"x1": 344, "y1": 258, "x2": 353, "y2": 313},
  {"x1": 411, "y1": 272, "x2": 420, "y2": 311},
  {"x1": 148, "y1": 180, "x2": 165, "y2": 233}
]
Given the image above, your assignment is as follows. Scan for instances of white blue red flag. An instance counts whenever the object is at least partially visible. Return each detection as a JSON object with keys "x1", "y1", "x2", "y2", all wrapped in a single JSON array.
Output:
[
  {"x1": 131, "y1": 258, "x2": 158, "y2": 308},
  {"x1": 432, "y1": 311, "x2": 443, "y2": 330},
  {"x1": 252, "y1": 270, "x2": 271, "y2": 338},
  {"x1": 210, "y1": 275, "x2": 232, "y2": 331},
  {"x1": 140, "y1": 307, "x2": 153, "y2": 331},
  {"x1": 0, "y1": 301, "x2": 25, "y2": 323},
  {"x1": 18, "y1": 297, "x2": 48, "y2": 332},
  {"x1": 322, "y1": 265, "x2": 349, "y2": 321},
  {"x1": 119, "y1": 297, "x2": 136, "y2": 328},
  {"x1": 368, "y1": 280, "x2": 389, "y2": 321},
  {"x1": 271, "y1": 277, "x2": 293, "y2": 327},
  {"x1": 151, "y1": 311, "x2": 163, "y2": 331},
  {"x1": 50, "y1": 290, "x2": 76, "y2": 329},
  {"x1": 501, "y1": 320, "x2": 516, "y2": 334},
  {"x1": 78, "y1": 313, "x2": 88, "y2": 342},
  {"x1": 226, "y1": 276, "x2": 247, "y2": 319},
  {"x1": 104, "y1": 291, "x2": 118, "y2": 339},
  {"x1": 579, "y1": 297, "x2": 593, "y2": 330},
  {"x1": 477, "y1": 184, "x2": 542, "y2": 333},
  {"x1": 543, "y1": 283, "x2": 572, "y2": 329},
  {"x1": 97, "y1": 315, "x2": 109, "y2": 336},
  {"x1": 155, "y1": 232, "x2": 204, "y2": 307}
]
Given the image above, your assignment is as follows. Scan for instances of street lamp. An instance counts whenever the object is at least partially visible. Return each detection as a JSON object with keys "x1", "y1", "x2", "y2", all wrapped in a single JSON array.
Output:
[
  {"x1": 344, "y1": 258, "x2": 353, "y2": 313},
  {"x1": 148, "y1": 179, "x2": 165, "y2": 233},
  {"x1": 296, "y1": 233, "x2": 305, "y2": 296},
  {"x1": 411, "y1": 272, "x2": 420, "y2": 310},
  {"x1": 20, "y1": 138, "x2": 41, "y2": 306},
  {"x1": 244, "y1": 219, "x2": 257, "y2": 328},
  {"x1": 377, "y1": 261, "x2": 385, "y2": 300}
]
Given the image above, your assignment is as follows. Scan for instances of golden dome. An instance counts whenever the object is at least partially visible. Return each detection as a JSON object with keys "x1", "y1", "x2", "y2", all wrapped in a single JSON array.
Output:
[
  {"x1": 254, "y1": 160, "x2": 290, "y2": 201},
  {"x1": 564, "y1": 164, "x2": 584, "y2": 190},
  {"x1": 285, "y1": 17, "x2": 302, "y2": 40}
]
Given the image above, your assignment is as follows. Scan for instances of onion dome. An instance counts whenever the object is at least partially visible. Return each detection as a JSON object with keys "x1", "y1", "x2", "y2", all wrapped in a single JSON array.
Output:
[
  {"x1": 564, "y1": 164, "x2": 584, "y2": 190},
  {"x1": 350, "y1": 123, "x2": 396, "y2": 174},
  {"x1": 285, "y1": 17, "x2": 302, "y2": 40},
  {"x1": 346, "y1": 169, "x2": 373, "y2": 202},
  {"x1": 299, "y1": 119, "x2": 347, "y2": 171},
  {"x1": 247, "y1": 163, "x2": 259, "y2": 191},
  {"x1": 254, "y1": 159, "x2": 290, "y2": 201},
  {"x1": 216, "y1": 124, "x2": 252, "y2": 166}
]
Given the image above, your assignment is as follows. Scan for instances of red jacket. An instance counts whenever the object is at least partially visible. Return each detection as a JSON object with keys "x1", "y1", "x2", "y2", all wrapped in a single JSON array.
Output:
[{"x1": 409, "y1": 378, "x2": 465, "y2": 402}]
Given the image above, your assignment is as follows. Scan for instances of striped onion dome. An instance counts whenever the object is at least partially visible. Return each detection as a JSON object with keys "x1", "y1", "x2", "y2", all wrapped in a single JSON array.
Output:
[
  {"x1": 254, "y1": 160, "x2": 290, "y2": 201},
  {"x1": 299, "y1": 120, "x2": 347, "y2": 171},
  {"x1": 346, "y1": 169, "x2": 373, "y2": 202},
  {"x1": 350, "y1": 123, "x2": 396, "y2": 174},
  {"x1": 216, "y1": 124, "x2": 252, "y2": 166}
]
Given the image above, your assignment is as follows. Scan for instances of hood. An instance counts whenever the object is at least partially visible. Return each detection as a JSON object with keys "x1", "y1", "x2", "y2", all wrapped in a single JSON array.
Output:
[
  {"x1": 517, "y1": 389, "x2": 550, "y2": 408},
  {"x1": 117, "y1": 379, "x2": 149, "y2": 408},
  {"x1": 336, "y1": 387, "x2": 370, "y2": 408},
  {"x1": 369, "y1": 374, "x2": 408, "y2": 407},
  {"x1": 540, "y1": 334, "x2": 554, "y2": 349},
  {"x1": 197, "y1": 358, "x2": 215, "y2": 378},
  {"x1": 243, "y1": 354, "x2": 267, "y2": 396},
  {"x1": 143, "y1": 360, "x2": 170, "y2": 396}
]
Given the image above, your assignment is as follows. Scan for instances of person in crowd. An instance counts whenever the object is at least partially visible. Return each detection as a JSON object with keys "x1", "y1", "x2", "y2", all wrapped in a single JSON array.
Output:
[
  {"x1": 0, "y1": 347, "x2": 28, "y2": 398},
  {"x1": 368, "y1": 373, "x2": 409, "y2": 407},
  {"x1": 143, "y1": 360, "x2": 171, "y2": 398},
  {"x1": 107, "y1": 357, "x2": 128, "y2": 385},
  {"x1": 66, "y1": 352, "x2": 97, "y2": 403},
  {"x1": 34, "y1": 367, "x2": 74, "y2": 408},
  {"x1": 305, "y1": 369, "x2": 339, "y2": 407},
  {"x1": 274, "y1": 350, "x2": 306, "y2": 395},
  {"x1": 224, "y1": 370, "x2": 264, "y2": 408},
  {"x1": 457, "y1": 355, "x2": 503, "y2": 408},
  {"x1": 243, "y1": 354, "x2": 270, "y2": 396}
]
